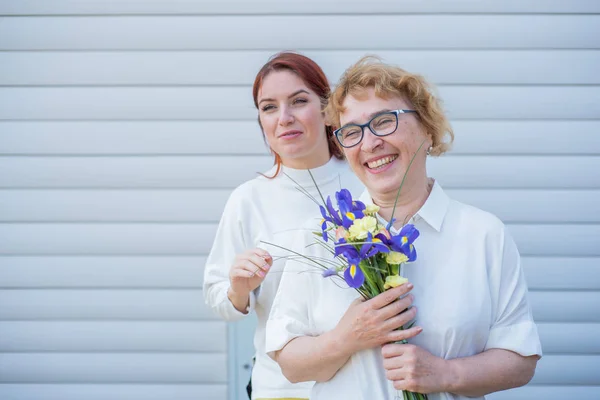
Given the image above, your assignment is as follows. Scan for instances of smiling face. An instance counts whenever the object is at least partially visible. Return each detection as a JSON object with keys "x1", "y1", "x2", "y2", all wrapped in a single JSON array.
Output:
[
  {"x1": 339, "y1": 87, "x2": 431, "y2": 197},
  {"x1": 257, "y1": 69, "x2": 331, "y2": 169}
]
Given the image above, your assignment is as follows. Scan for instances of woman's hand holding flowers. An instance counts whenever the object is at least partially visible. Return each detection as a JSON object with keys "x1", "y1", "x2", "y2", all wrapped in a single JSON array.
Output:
[
  {"x1": 227, "y1": 248, "x2": 273, "y2": 313},
  {"x1": 334, "y1": 283, "x2": 423, "y2": 354}
]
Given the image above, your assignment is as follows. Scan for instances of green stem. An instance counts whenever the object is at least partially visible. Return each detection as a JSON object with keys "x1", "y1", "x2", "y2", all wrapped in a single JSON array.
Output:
[{"x1": 390, "y1": 138, "x2": 427, "y2": 229}]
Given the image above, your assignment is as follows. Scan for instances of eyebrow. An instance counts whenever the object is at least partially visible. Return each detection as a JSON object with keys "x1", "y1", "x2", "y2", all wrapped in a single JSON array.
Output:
[
  {"x1": 343, "y1": 108, "x2": 394, "y2": 127},
  {"x1": 258, "y1": 89, "x2": 310, "y2": 105}
]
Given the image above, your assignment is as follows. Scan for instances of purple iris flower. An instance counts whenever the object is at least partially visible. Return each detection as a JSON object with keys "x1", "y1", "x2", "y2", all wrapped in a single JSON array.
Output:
[
  {"x1": 343, "y1": 259, "x2": 365, "y2": 288},
  {"x1": 341, "y1": 209, "x2": 366, "y2": 229},
  {"x1": 325, "y1": 196, "x2": 343, "y2": 226},
  {"x1": 399, "y1": 224, "x2": 420, "y2": 243},
  {"x1": 334, "y1": 233, "x2": 390, "y2": 288},
  {"x1": 361, "y1": 232, "x2": 390, "y2": 257},
  {"x1": 336, "y1": 189, "x2": 353, "y2": 213},
  {"x1": 319, "y1": 205, "x2": 332, "y2": 242},
  {"x1": 334, "y1": 238, "x2": 356, "y2": 259},
  {"x1": 335, "y1": 189, "x2": 367, "y2": 229},
  {"x1": 376, "y1": 224, "x2": 420, "y2": 262},
  {"x1": 335, "y1": 233, "x2": 389, "y2": 261}
]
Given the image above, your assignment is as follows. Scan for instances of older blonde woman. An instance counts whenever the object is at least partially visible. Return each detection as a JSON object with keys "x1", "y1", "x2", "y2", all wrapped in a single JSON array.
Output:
[{"x1": 266, "y1": 57, "x2": 542, "y2": 400}]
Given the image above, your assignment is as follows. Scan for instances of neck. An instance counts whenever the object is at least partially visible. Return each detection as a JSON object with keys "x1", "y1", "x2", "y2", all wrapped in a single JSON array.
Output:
[
  {"x1": 373, "y1": 175, "x2": 432, "y2": 229},
  {"x1": 281, "y1": 152, "x2": 331, "y2": 170}
]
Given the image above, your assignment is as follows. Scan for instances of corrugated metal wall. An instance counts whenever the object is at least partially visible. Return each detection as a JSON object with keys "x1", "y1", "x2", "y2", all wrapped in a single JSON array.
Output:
[{"x1": 0, "y1": 1, "x2": 599, "y2": 399}]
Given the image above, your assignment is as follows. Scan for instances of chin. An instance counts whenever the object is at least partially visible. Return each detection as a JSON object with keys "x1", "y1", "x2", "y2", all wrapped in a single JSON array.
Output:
[
  {"x1": 275, "y1": 143, "x2": 308, "y2": 157},
  {"x1": 363, "y1": 177, "x2": 402, "y2": 197}
]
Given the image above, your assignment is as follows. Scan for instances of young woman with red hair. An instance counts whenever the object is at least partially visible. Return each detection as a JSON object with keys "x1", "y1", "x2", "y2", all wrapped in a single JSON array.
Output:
[{"x1": 203, "y1": 52, "x2": 362, "y2": 399}]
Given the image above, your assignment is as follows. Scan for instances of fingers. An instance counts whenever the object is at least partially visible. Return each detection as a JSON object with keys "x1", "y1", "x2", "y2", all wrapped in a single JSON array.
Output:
[
  {"x1": 246, "y1": 254, "x2": 271, "y2": 277},
  {"x1": 392, "y1": 379, "x2": 410, "y2": 392},
  {"x1": 382, "y1": 343, "x2": 419, "y2": 359},
  {"x1": 232, "y1": 249, "x2": 272, "y2": 278},
  {"x1": 380, "y1": 304, "x2": 417, "y2": 332},
  {"x1": 230, "y1": 260, "x2": 262, "y2": 278},
  {"x1": 387, "y1": 374, "x2": 412, "y2": 391},
  {"x1": 382, "y1": 345, "x2": 410, "y2": 381},
  {"x1": 252, "y1": 248, "x2": 273, "y2": 266},
  {"x1": 377, "y1": 293, "x2": 414, "y2": 321},
  {"x1": 386, "y1": 325, "x2": 422, "y2": 344},
  {"x1": 369, "y1": 283, "x2": 413, "y2": 310},
  {"x1": 381, "y1": 344, "x2": 420, "y2": 391}
]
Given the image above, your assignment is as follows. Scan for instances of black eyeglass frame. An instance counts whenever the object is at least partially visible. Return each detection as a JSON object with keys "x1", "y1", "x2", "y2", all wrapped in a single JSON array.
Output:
[{"x1": 333, "y1": 109, "x2": 417, "y2": 148}]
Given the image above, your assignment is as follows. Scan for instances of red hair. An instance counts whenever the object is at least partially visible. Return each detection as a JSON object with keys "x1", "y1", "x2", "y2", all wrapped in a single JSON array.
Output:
[{"x1": 252, "y1": 52, "x2": 344, "y2": 178}]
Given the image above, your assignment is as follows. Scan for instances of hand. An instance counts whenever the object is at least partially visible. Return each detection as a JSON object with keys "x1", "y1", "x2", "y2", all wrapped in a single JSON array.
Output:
[
  {"x1": 227, "y1": 248, "x2": 273, "y2": 312},
  {"x1": 334, "y1": 283, "x2": 422, "y2": 354},
  {"x1": 382, "y1": 343, "x2": 450, "y2": 394}
]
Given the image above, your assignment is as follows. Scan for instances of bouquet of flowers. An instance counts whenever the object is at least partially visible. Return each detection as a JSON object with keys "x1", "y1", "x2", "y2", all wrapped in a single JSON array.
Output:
[{"x1": 316, "y1": 188, "x2": 419, "y2": 300}]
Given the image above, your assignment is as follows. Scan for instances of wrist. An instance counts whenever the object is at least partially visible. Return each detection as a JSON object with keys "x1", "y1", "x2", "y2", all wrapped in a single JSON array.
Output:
[
  {"x1": 443, "y1": 357, "x2": 462, "y2": 394},
  {"x1": 328, "y1": 326, "x2": 356, "y2": 358},
  {"x1": 227, "y1": 286, "x2": 250, "y2": 313}
]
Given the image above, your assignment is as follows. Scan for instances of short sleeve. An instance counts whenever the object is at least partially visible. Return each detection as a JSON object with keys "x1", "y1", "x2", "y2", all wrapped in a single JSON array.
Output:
[
  {"x1": 265, "y1": 225, "x2": 318, "y2": 358},
  {"x1": 484, "y1": 227, "x2": 543, "y2": 357}
]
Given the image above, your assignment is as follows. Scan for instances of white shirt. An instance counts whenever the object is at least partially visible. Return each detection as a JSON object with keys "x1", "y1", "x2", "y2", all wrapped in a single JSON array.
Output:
[
  {"x1": 266, "y1": 180, "x2": 542, "y2": 400},
  {"x1": 203, "y1": 156, "x2": 363, "y2": 399}
]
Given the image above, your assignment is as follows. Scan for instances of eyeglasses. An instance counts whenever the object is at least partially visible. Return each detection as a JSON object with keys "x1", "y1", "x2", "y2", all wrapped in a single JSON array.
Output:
[{"x1": 333, "y1": 109, "x2": 417, "y2": 148}]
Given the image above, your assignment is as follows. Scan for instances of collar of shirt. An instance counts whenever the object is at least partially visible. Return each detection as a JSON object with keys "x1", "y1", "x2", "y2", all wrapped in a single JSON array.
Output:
[
  {"x1": 263, "y1": 156, "x2": 349, "y2": 187},
  {"x1": 358, "y1": 179, "x2": 450, "y2": 233}
]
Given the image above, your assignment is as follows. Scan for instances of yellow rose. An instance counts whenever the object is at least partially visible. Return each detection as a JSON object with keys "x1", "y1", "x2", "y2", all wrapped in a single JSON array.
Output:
[
  {"x1": 384, "y1": 275, "x2": 409, "y2": 290},
  {"x1": 386, "y1": 251, "x2": 409, "y2": 265},
  {"x1": 348, "y1": 216, "x2": 378, "y2": 240},
  {"x1": 365, "y1": 204, "x2": 380, "y2": 215}
]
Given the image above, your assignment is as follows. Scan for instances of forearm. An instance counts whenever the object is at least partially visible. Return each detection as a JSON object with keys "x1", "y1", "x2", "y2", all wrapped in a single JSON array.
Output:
[
  {"x1": 445, "y1": 349, "x2": 539, "y2": 397},
  {"x1": 273, "y1": 330, "x2": 353, "y2": 383}
]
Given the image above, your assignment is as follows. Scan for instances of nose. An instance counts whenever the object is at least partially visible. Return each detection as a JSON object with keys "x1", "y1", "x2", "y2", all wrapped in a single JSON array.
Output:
[
  {"x1": 278, "y1": 106, "x2": 294, "y2": 126},
  {"x1": 360, "y1": 128, "x2": 383, "y2": 153}
]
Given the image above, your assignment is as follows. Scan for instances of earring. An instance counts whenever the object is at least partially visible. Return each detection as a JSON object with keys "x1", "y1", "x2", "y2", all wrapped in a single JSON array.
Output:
[{"x1": 426, "y1": 146, "x2": 432, "y2": 156}]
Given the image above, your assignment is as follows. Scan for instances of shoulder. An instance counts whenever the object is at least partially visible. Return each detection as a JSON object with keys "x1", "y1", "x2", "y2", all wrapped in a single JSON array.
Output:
[
  {"x1": 446, "y1": 198, "x2": 507, "y2": 241},
  {"x1": 218, "y1": 178, "x2": 266, "y2": 224},
  {"x1": 444, "y1": 199, "x2": 521, "y2": 281},
  {"x1": 446, "y1": 197, "x2": 521, "y2": 265},
  {"x1": 225, "y1": 174, "x2": 273, "y2": 207}
]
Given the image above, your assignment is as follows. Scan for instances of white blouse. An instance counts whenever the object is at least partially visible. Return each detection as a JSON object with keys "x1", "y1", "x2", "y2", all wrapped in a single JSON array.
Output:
[
  {"x1": 266, "y1": 180, "x2": 542, "y2": 400},
  {"x1": 203, "y1": 157, "x2": 363, "y2": 399}
]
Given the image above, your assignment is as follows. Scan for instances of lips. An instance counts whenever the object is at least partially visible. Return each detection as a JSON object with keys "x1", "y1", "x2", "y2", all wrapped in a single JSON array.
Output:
[
  {"x1": 364, "y1": 155, "x2": 398, "y2": 170},
  {"x1": 278, "y1": 130, "x2": 303, "y2": 139}
]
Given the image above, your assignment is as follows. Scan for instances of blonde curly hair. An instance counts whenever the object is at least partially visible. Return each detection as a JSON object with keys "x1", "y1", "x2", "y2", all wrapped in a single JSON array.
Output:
[{"x1": 326, "y1": 56, "x2": 454, "y2": 156}]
